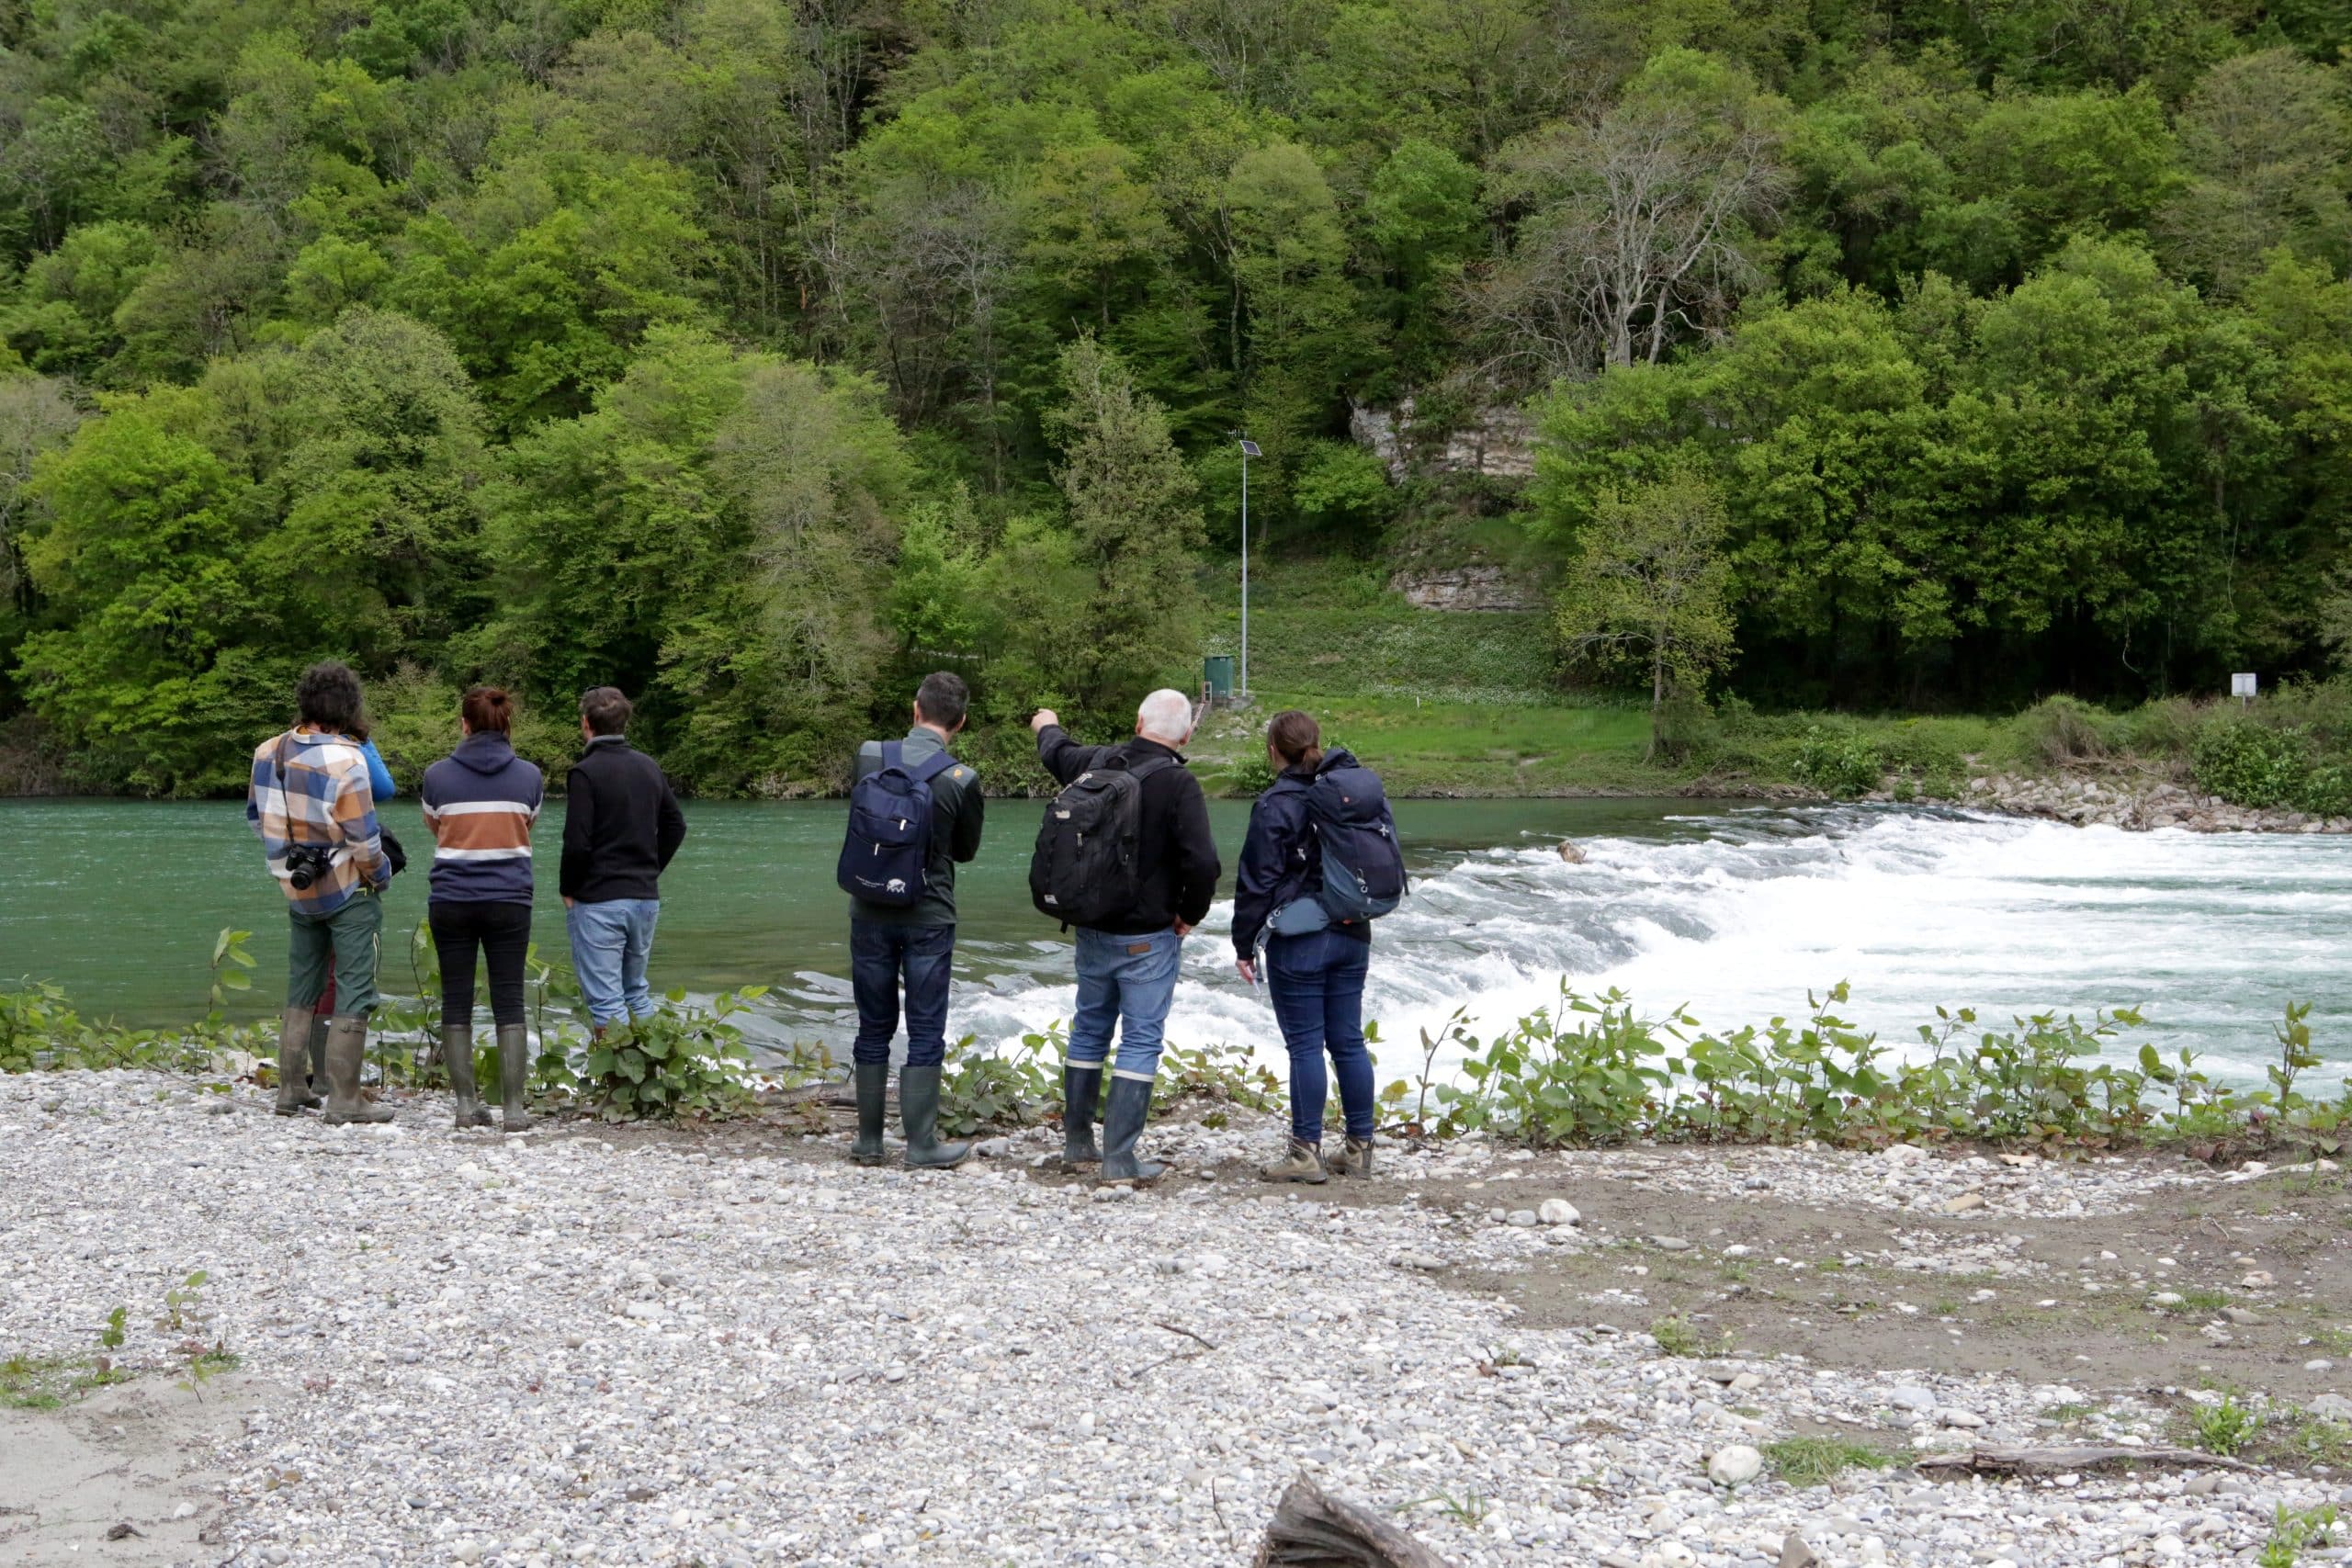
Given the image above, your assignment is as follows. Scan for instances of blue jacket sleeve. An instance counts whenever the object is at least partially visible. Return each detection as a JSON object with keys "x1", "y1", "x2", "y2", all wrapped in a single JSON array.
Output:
[
  {"x1": 1231, "y1": 788, "x2": 1306, "y2": 960},
  {"x1": 361, "y1": 739, "x2": 397, "y2": 802}
]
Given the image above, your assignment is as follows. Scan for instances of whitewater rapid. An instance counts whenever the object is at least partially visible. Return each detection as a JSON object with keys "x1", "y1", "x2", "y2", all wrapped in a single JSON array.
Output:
[{"x1": 933, "y1": 807, "x2": 2352, "y2": 1088}]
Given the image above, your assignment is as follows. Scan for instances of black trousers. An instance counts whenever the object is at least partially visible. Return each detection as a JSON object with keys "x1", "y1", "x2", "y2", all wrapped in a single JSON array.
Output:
[{"x1": 428, "y1": 899, "x2": 534, "y2": 1028}]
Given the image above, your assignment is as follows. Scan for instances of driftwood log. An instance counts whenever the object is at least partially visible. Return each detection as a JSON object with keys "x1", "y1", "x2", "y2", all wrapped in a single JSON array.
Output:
[
  {"x1": 1253, "y1": 1476, "x2": 1453, "y2": 1568},
  {"x1": 1917, "y1": 1445, "x2": 2257, "y2": 1479}
]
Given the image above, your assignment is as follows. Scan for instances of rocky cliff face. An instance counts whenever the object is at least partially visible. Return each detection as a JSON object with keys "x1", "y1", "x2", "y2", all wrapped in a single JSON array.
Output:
[
  {"x1": 1350, "y1": 398, "x2": 1534, "y2": 483},
  {"x1": 1386, "y1": 564, "x2": 1544, "y2": 613}
]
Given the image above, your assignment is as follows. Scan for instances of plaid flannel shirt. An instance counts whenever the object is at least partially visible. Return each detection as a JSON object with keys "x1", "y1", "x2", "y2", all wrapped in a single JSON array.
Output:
[{"x1": 247, "y1": 728, "x2": 390, "y2": 916}]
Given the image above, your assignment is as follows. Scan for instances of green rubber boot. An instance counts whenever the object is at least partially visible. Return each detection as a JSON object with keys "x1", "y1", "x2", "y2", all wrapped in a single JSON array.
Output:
[
  {"x1": 443, "y1": 1022, "x2": 493, "y2": 1129},
  {"x1": 1059, "y1": 1065, "x2": 1103, "y2": 1172},
  {"x1": 899, "y1": 1065, "x2": 971, "y2": 1170},
  {"x1": 1098, "y1": 1075, "x2": 1165, "y2": 1186},
  {"x1": 320, "y1": 1015, "x2": 393, "y2": 1126},
  {"x1": 496, "y1": 1023, "x2": 535, "y2": 1133},
  {"x1": 273, "y1": 1007, "x2": 316, "y2": 1116},
  {"x1": 304, "y1": 1014, "x2": 329, "y2": 1107},
  {"x1": 849, "y1": 1062, "x2": 889, "y2": 1166}
]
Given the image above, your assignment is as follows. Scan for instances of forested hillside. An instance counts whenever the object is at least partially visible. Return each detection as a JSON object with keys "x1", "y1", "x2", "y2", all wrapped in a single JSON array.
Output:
[{"x1": 6, "y1": 0, "x2": 2352, "y2": 795}]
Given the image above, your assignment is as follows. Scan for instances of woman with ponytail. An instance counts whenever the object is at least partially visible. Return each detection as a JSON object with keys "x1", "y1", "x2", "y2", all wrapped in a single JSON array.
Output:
[
  {"x1": 419, "y1": 687, "x2": 545, "y2": 1131},
  {"x1": 1231, "y1": 709, "x2": 1381, "y2": 1182}
]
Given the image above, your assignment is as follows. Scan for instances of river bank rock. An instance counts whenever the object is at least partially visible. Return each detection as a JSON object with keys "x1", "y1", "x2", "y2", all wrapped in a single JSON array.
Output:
[{"x1": 1937, "y1": 773, "x2": 2352, "y2": 834}]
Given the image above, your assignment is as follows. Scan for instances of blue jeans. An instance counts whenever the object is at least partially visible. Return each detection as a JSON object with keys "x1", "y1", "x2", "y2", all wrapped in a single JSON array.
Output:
[
  {"x1": 1067, "y1": 927, "x2": 1182, "y2": 1082},
  {"x1": 1267, "y1": 928, "x2": 1374, "y2": 1144},
  {"x1": 567, "y1": 898, "x2": 661, "y2": 1027},
  {"x1": 849, "y1": 919, "x2": 956, "y2": 1067}
]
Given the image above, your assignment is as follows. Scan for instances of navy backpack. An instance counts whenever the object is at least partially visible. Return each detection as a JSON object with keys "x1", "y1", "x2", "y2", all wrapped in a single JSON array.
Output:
[
  {"x1": 837, "y1": 742, "x2": 956, "y2": 907},
  {"x1": 1271, "y1": 761, "x2": 1408, "y2": 934}
]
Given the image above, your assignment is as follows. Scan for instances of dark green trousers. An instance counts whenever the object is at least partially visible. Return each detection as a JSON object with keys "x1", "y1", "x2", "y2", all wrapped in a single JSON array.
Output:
[{"x1": 286, "y1": 892, "x2": 383, "y2": 1015}]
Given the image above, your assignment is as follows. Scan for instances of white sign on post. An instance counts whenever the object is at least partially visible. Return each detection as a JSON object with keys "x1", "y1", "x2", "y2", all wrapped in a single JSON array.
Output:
[{"x1": 2232, "y1": 672, "x2": 2257, "y2": 702}]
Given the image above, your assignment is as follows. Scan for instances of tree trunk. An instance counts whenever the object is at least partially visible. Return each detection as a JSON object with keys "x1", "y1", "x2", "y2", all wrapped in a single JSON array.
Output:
[{"x1": 1646, "y1": 637, "x2": 1667, "y2": 762}]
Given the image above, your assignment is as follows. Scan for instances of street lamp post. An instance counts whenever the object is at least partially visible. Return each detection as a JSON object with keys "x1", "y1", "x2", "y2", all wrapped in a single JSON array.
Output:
[{"x1": 1233, "y1": 433, "x2": 1260, "y2": 701}]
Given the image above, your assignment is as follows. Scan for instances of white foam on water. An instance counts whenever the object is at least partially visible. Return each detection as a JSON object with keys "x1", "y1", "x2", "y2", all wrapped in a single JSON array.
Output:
[{"x1": 944, "y1": 806, "x2": 2352, "y2": 1087}]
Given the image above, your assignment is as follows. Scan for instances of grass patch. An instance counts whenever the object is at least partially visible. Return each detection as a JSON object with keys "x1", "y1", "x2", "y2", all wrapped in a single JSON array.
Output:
[
  {"x1": 2156, "y1": 1287, "x2": 2232, "y2": 1315},
  {"x1": 0, "y1": 1350, "x2": 130, "y2": 1409},
  {"x1": 1764, "y1": 1438, "x2": 1900, "y2": 1487},
  {"x1": 1648, "y1": 1315, "x2": 1733, "y2": 1358},
  {"x1": 2186, "y1": 1393, "x2": 2263, "y2": 1457}
]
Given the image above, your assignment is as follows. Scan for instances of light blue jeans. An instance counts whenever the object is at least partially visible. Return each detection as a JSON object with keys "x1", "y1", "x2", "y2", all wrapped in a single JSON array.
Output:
[
  {"x1": 1066, "y1": 927, "x2": 1182, "y2": 1082},
  {"x1": 567, "y1": 898, "x2": 661, "y2": 1027}
]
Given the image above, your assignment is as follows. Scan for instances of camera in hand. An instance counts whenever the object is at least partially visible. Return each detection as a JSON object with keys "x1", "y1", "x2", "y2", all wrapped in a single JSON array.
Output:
[{"x1": 283, "y1": 842, "x2": 334, "y2": 891}]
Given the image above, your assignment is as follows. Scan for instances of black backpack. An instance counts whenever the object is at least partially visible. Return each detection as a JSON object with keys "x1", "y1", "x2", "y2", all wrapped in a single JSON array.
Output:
[{"x1": 1030, "y1": 753, "x2": 1176, "y2": 928}]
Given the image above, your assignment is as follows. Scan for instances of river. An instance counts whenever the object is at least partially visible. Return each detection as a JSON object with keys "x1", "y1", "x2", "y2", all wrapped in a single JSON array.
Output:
[{"x1": 2, "y1": 797, "x2": 2345, "y2": 1086}]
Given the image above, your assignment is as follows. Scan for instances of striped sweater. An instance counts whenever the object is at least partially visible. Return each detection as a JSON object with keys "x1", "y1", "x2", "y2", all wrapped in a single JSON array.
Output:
[
  {"x1": 419, "y1": 732, "x2": 544, "y2": 904},
  {"x1": 246, "y1": 728, "x2": 390, "y2": 916}
]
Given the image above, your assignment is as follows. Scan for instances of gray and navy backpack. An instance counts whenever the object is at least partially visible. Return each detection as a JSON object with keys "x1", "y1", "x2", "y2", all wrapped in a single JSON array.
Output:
[{"x1": 1272, "y1": 760, "x2": 1408, "y2": 933}]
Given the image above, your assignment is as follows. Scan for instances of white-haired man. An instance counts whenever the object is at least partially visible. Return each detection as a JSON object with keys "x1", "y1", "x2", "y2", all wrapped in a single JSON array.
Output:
[{"x1": 1030, "y1": 690, "x2": 1223, "y2": 1183}]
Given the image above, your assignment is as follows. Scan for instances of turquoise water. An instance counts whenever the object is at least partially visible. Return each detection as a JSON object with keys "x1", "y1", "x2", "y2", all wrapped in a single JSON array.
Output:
[{"x1": 3, "y1": 797, "x2": 2346, "y2": 1085}]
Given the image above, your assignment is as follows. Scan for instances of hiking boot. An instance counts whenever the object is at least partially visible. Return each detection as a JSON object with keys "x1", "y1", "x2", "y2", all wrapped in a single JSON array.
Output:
[
  {"x1": 1059, "y1": 1065, "x2": 1103, "y2": 1171},
  {"x1": 442, "y1": 1022, "x2": 493, "y2": 1129},
  {"x1": 849, "y1": 1061, "x2": 890, "y2": 1166},
  {"x1": 1098, "y1": 1075, "x2": 1165, "y2": 1186},
  {"x1": 899, "y1": 1065, "x2": 971, "y2": 1170},
  {"x1": 1330, "y1": 1135, "x2": 1375, "y2": 1179},
  {"x1": 320, "y1": 1015, "x2": 393, "y2": 1126},
  {"x1": 496, "y1": 1023, "x2": 534, "y2": 1133},
  {"x1": 1261, "y1": 1137, "x2": 1328, "y2": 1183},
  {"x1": 273, "y1": 1007, "x2": 316, "y2": 1115}
]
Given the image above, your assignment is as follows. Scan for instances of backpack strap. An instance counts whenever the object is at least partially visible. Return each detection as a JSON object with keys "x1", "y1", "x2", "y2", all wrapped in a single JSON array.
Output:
[
  {"x1": 907, "y1": 749, "x2": 956, "y2": 785},
  {"x1": 878, "y1": 739, "x2": 904, "y2": 774}
]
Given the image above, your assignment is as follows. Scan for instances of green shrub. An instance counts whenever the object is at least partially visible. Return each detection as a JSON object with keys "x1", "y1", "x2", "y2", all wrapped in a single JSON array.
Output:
[
  {"x1": 571, "y1": 989, "x2": 763, "y2": 1121},
  {"x1": 2193, "y1": 720, "x2": 2310, "y2": 809},
  {"x1": 1221, "y1": 751, "x2": 1278, "y2": 798},
  {"x1": 1792, "y1": 726, "x2": 1882, "y2": 798}
]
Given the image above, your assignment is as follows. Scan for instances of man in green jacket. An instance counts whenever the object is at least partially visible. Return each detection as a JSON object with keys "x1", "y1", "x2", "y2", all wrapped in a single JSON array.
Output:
[{"x1": 845, "y1": 671, "x2": 985, "y2": 1168}]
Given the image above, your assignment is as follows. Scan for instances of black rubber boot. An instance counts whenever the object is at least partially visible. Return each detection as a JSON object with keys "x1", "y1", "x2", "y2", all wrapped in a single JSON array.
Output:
[
  {"x1": 899, "y1": 1066, "x2": 971, "y2": 1170},
  {"x1": 1098, "y1": 1075, "x2": 1165, "y2": 1186},
  {"x1": 443, "y1": 1022, "x2": 492, "y2": 1129},
  {"x1": 273, "y1": 1007, "x2": 315, "y2": 1115},
  {"x1": 321, "y1": 1015, "x2": 393, "y2": 1126},
  {"x1": 496, "y1": 1023, "x2": 534, "y2": 1133},
  {"x1": 1059, "y1": 1065, "x2": 1103, "y2": 1171},
  {"x1": 849, "y1": 1062, "x2": 889, "y2": 1166}
]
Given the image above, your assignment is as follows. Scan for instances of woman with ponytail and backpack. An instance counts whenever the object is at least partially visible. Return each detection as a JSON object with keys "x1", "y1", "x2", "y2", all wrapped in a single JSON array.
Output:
[{"x1": 1232, "y1": 711, "x2": 1405, "y2": 1183}]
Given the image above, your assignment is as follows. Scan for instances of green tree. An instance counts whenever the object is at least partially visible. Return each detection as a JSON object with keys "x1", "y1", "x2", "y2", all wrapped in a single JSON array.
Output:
[
  {"x1": 1555, "y1": 468, "x2": 1736, "y2": 760},
  {"x1": 14, "y1": 397, "x2": 276, "y2": 793},
  {"x1": 1046, "y1": 336, "x2": 1204, "y2": 705},
  {"x1": 2157, "y1": 50, "x2": 2352, "y2": 299}
]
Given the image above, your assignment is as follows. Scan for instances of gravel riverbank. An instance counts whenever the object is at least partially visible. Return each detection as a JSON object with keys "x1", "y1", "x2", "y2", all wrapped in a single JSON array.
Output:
[{"x1": 4, "y1": 1072, "x2": 2347, "y2": 1567}]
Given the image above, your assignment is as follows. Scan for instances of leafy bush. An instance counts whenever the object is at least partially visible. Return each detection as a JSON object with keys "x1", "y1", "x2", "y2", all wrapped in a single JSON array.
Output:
[
  {"x1": 570, "y1": 989, "x2": 764, "y2": 1121},
  {"x1": 1791, "y1": 726, "x2": 1882, "y2": 798},
  {"x1": 2194, "y1": 720, "x2": 2312, "y2": 810},
  {"x1": 939, "y1": 1029, "x2": 1058, "y2": 1136},
  {"x1": 1220, "y1": 751, "x2": 1278, "y2": 798}
]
